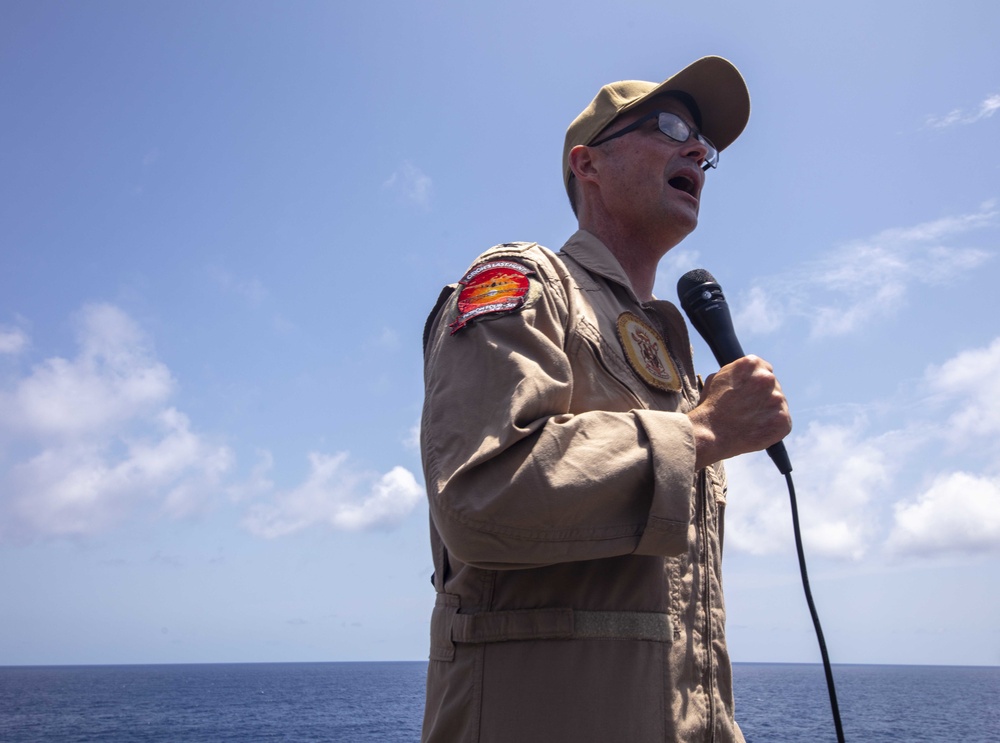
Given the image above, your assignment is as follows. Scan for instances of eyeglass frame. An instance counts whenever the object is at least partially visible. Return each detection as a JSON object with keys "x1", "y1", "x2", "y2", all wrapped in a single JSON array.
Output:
[{"x1": 587, "y1": 111, "x2": 720, "y2": 171}]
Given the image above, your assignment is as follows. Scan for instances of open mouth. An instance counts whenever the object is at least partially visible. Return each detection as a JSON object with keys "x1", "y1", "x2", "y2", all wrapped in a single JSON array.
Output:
[{"x1": 668, "y1": 175, "x2": 697, "y2": 196}]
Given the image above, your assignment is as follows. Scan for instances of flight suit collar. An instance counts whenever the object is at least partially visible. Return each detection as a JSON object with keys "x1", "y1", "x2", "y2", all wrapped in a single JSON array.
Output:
[
  {"x1": 559, "y1": 229, "x2": 645, "y2": 304},
  {"x1": 560, "y1": 229, "x2": 697, "y2": 383}
]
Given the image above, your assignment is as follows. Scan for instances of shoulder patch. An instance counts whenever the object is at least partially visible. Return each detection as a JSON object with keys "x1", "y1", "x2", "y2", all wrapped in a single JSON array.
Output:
[
  {"x1": 449, "y1": 260, "x2": 534, "y2": 334},
  {"x1": 616, "y1": 312, "x2": 681, "y2": 392}
]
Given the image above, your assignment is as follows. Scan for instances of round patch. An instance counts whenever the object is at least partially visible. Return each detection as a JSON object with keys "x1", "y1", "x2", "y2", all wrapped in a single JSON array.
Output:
[
  {"x1": 616, "y1": 312, "x2": 681, "y2": 392},
  {"x1": 449, "y1": 260, "x2": 534, "y2": 334}
]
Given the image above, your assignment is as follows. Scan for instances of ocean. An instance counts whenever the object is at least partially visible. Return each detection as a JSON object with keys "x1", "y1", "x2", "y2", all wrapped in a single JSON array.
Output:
[{"x1": 1, "y1": 661, "x2": 997, "y2": 742}]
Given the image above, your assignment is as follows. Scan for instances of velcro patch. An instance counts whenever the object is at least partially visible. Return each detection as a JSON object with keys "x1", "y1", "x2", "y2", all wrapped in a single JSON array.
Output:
[
  {"x1": 616, "y1": 312, "x2": 681, "y2": 392},
  {"x1": 449, "y1": 260, "x2": 534, "y2": 334}
]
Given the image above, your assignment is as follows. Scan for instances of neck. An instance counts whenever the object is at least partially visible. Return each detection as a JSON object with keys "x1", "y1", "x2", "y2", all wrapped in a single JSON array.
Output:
[{"x1": 579, "y1": 215, "x2": 684, "y2": 303}]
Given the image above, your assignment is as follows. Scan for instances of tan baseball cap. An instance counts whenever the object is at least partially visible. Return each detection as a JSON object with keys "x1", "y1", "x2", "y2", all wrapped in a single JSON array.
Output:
[{"x1": 562, "y1": 56, "x2": 750, "y2": 195}]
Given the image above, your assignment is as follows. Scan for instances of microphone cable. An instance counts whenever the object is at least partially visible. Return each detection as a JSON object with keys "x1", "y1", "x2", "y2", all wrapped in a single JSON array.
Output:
[{"x1": 783, "y1": 470, "x2": 846, "y2": 743}]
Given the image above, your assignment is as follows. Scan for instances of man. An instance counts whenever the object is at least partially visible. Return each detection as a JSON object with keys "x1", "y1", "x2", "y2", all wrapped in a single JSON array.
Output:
[{"x1": 419, "y1": 56, "x2": 791, "y2": 743}]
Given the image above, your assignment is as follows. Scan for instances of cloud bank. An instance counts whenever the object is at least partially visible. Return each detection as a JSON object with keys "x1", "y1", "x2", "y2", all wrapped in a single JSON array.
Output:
[
  {"x1": 241, "y1": 452, "x2": 423, "y2": 538},
  {"x1": 0, "y1": 304, "x2": 231, "y2": 539},
  {"x1": 726, "y1": 334, "x2": 1000, "y2": 561},
  {"x1": 886, "y1": 472, "x2": 1000, "y2": 556},
  {"x1": 0, "y1": 326, "x2": 28, "y2": 355},
  {"x1": 925, "y1": 92, "x2": 1000, "y2": 128},
  {"x1": 737, "y1": 203, "x2": 996, "y2": 338},
  {"x1": 0, "y1": 304, "x2": 422, "y2": 542}
]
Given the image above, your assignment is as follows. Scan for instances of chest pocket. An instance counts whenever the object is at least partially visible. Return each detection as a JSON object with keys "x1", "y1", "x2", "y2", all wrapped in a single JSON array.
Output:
[{"x1": 570, "y1": 313, "x2": 690, "y2": 415}]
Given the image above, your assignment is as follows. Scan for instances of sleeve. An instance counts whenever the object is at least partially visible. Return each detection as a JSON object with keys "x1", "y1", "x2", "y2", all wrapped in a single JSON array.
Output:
[{"x1": 421, "y1": 252, "x2": 698, "y2": 570}]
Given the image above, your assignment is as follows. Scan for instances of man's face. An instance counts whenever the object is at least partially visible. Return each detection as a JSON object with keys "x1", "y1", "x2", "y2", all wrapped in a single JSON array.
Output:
[{"x1": 591, "y1": 96, "x2": 710, "y2": 247}]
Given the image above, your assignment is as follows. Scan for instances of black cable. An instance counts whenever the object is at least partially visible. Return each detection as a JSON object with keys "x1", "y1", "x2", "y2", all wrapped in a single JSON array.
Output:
[{"x1": 785, "y1": 471, "x2": 846, "y2": 742}]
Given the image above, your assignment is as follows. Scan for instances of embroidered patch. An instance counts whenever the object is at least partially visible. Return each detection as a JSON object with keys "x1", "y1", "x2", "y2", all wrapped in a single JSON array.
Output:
[
  {"x1": 616, "y1": 312, "x2": 681, "y2": 392},
  {"x1": 449, "y1": 260, "x2": 534, "y2": 334}
]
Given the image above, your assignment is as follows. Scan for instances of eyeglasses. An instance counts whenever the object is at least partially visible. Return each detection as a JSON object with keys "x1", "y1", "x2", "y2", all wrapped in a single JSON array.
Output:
[{"x1": 589, "y1": 111, "x2": 719, "y2": 171}]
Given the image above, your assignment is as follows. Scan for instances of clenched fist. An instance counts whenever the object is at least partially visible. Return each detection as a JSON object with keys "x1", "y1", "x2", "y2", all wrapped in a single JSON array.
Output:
[{"x1": 686, "y1": 355, "x2": 792, "y2": 470}]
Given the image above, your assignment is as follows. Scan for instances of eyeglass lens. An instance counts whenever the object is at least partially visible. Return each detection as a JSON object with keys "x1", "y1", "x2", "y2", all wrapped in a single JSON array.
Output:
[{"x1": 658, "y1": 113, "x2": 718, "y2": 169}]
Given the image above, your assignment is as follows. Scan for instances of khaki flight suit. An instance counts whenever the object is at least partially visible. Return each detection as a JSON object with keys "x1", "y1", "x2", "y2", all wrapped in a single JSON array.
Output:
[{"x1": 420, "y1": 230, "x2": 744, "y2": 743}]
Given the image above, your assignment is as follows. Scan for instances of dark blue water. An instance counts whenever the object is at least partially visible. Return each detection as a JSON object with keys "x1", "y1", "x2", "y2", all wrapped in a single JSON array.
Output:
[
  {"x1": 735, "y1": 664, "x2": 999, "y2": 742},
  {"x1": 0, "y1": 662, "x2": 425, "y2": 742},
  {"x1": 1, "y1": 661, "x2": 997, "y2": 742}
]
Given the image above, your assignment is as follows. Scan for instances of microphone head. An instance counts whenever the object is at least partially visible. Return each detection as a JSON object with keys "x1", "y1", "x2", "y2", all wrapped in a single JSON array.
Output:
[
  {"x1": 677, "y1": 268, "x2": 726, "y2": 317},
  {"x1": 676, "y1": 268, "x2": 744, "y2": 365},
  {"x1": 676, "y1": 268, "x2": 718, "y2": 298}
]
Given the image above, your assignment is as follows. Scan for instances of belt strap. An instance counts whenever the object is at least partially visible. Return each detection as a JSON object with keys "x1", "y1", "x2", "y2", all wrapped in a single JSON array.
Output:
[
  {"x1": 430, "y1": 594, "x2": 672, "y2": 661},
  {"x1": 452, "y1": 608, "x2": 672, "y2": 643}
]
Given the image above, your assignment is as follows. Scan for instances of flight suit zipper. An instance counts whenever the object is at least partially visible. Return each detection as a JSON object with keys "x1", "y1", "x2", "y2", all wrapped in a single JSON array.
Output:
[{"x1": 700, "y1": 468, "x2": 717, "y2": 741}]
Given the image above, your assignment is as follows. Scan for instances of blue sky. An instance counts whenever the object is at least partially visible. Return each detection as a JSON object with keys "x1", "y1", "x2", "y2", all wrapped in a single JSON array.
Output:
[{"x1": 1, "y1": 0, "x2": 998, "y2": 667}]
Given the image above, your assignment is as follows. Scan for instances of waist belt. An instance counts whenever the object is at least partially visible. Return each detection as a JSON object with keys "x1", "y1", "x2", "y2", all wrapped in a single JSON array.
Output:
[{"x1": 430, "y1": 593, "x2": 672, "y2": 662}]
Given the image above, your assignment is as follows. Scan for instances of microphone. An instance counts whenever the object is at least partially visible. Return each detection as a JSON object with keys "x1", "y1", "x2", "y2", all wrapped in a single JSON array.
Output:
[{"x1": 677, "y1": 268, "x2": 792, "y2": 475}]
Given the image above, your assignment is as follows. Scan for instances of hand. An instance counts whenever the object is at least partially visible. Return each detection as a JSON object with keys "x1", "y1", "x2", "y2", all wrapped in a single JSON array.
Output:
[{"x1": 686, "y1": 355, "x2": 792, "y2": 470}]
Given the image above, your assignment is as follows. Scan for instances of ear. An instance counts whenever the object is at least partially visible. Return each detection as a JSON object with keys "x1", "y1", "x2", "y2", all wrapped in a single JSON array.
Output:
[{"x1": 568, "y1": 144, "x2": 600, "y2": 186}]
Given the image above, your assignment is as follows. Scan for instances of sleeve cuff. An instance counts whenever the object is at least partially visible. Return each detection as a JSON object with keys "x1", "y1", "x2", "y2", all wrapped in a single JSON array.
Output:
[{"x1": 632, "y1": 409, "x2": 697, "y2": 556}]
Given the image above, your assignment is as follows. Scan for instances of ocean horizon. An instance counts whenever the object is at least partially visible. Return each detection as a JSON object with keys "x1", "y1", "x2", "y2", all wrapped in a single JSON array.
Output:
[{"x1": 2, "y1": 661, "x2": 997, "y2": 742}]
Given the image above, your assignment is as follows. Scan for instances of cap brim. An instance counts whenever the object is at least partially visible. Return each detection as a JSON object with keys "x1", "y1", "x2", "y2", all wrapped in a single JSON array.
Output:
[{"x1": 617, "y1": 56, "x2": 750, "y2": 153}]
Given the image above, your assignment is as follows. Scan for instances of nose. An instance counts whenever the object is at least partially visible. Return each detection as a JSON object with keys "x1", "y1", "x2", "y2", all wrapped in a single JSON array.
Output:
[{"x1": 683, "y1": 137, "x2": 710, "y2": 168}]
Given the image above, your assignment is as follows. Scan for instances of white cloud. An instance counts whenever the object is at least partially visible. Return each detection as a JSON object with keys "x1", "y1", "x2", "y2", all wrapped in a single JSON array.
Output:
[
  {"x1": 738, "y1": 203, "x2": 995, "y2": 339},
  {"x1": 720, "y1": 454, "x2": 795, "y2": 556},
  {"x1": 0, "y1": 305, "x2": 233, "y2": 540},
  {"x1": 870, "y1": 205, "x2": 996, "y2": 246},
  {"x1": 6, "y1": 409, "x2": 232, "y2": 536},
  {"x1": 726, "y1": 336, "x2": 1000, "y2": 561},
  {"x1": 226, "y1": 449, "x2": 276, "y2": 502},
  {"x1": 808, "y1": 280, "x2": 906, "y2": 338},
  {"x1": 886, "y1": 472, "x2": 1000, "y2": 556},
  {"x1": 982, "y1": 94, "x2": 1000, "y2": 120},
  {"x1": 735, "y1": 284, "x2": 785, "y2": 335},
  {"x1": 404, "y1": 420, "x2": 420, "y2": 450},
  {"x1": 0, "y1": 326, "x2": 28, "y2": 355},
  {"x1": 656, "y1": 247, "x2": 702, "y2": 292},
  {"x1": 241, "y1": 451, "x2": 423, "y2": 538},
  {"x1": 0, "y1": 305, "x2": 423, "y2": 542},
  {"x1": 925, "y1": 93, "x2": 1000, "y2": 128},
  {"x1": 927, "y1": 336, "x2": 1000, "y2": 442},
  {"x1": 383, "y1": 161, "x2": 433, "y2": 209},
  {"x1": 807, "y1": 207, "x2": 993, "y2": 337},
  {"x1": 726, "y1": 418, "x2": 892, "y2": 560},
  {"x1": 879, "y1": 337, "x2": 1000, "y2": 557},
  {"x1": 793, "y1": 422, "x2": 893, "y2": 559},
  {"x1": 2, "y1": 305, "x2": 174, "y2": 440}
]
